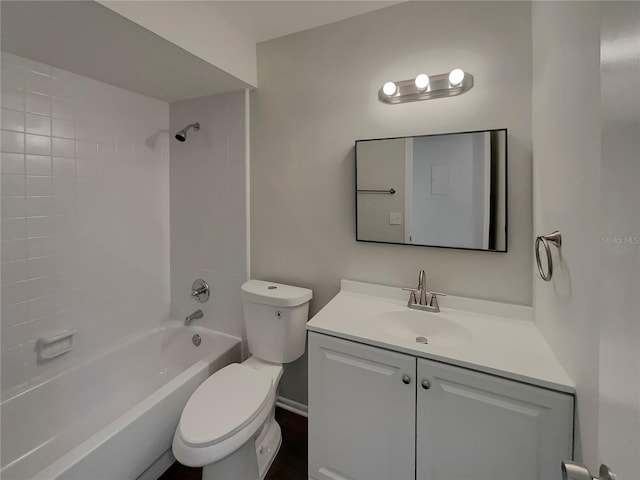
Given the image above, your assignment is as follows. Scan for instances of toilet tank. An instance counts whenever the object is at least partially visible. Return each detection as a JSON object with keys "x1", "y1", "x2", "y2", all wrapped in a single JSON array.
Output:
[{"x1": 241, "y1": 280, "x2": 313, "y2": 364}]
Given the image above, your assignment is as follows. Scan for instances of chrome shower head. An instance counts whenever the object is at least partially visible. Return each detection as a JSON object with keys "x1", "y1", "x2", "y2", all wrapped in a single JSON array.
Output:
[{"x1": 175, "y1": 122, "x2": 200, "y2": 142}]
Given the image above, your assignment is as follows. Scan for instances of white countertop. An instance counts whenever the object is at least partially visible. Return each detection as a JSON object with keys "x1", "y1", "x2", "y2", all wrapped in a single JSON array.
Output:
[{"x1": 306, "y1": 280, "x2": 575, "y2": 394}]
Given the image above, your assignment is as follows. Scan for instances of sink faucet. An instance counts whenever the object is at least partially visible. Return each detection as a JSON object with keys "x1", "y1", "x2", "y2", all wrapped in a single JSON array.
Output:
[
  {"x1": 403, "y1": 270, "x2": 446, "y2": 313},
  {"x1": 185, "y1": 309, "x2": 203, "y2": 325},
  {"x1": 417, "y1": 269, "x2": 427, "y2": 305}
]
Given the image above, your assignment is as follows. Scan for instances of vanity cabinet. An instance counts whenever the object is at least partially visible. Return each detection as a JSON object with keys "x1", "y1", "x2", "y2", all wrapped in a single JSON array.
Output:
[
  {"x1": 415, "y1": 358, "x2": 574, "y2": 480},
  {"x1": 308, "y1": 332, "x2": 574, "y2": 480},
  {"x1": 308, "y1": 332, "x2": 416, "y2": 480}
]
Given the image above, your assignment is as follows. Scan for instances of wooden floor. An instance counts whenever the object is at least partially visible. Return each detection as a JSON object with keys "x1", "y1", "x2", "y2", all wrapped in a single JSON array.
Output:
[{"x1": 158, "y1": 407, "x2": 308, "y2": 480}]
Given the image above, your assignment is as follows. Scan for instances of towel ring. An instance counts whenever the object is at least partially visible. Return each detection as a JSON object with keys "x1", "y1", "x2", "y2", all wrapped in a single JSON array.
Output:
[{"x1": 536, "y1": 231, "x2": 562, "y2": 281}]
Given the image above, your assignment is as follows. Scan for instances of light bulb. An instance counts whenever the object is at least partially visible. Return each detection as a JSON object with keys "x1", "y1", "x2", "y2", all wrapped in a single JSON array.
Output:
[
  {"x1": 414, "y1": 74, "x2": 430, "y2": 91},
  {"x1": 448, "y1": 69, "x2": 465, "y2": 87},
  {"x1": 382, "y1": 81, "x2": 397, "y2": 96}
]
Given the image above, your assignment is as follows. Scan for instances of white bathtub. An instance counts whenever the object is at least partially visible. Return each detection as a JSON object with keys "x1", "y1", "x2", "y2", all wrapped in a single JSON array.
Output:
[{"x1": 1, "y1": 323, "x2": 242, "y2": 480}]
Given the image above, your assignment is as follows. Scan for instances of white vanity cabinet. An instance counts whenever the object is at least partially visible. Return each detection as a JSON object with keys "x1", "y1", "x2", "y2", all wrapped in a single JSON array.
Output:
[
  {"x1": 308, "y1": 332, "x2": 417, "y2": 480},
  {"x1": 416, "y1": 358, "x2": 574, "y2": 480},
  {"x1": 308, "y1": 332, "x2": 574, "y2": 480}
]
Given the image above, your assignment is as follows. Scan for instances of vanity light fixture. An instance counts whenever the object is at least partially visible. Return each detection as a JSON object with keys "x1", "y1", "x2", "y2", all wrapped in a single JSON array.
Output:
[
  {"x1": 382, "y1": 81, "x2": 397, "y2": 96},
  {"x1": 378, "y1": 68, "x2": 474, "y2": 104},
  {"x1": 448, "y1": 68, "x2": 465, "y2": 87},
  {"x1": 414, "y1": 73, "x2": 430, "y2": 91}
]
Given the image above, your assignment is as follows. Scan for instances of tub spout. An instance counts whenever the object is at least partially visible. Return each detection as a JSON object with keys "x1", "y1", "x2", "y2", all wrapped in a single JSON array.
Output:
[{"x1": 185, "y1": 309, "x2": 203, "y2": 325}]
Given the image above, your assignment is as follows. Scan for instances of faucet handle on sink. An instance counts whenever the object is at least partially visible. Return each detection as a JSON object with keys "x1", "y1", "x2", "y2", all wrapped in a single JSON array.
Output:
[
  {"x1": 427, "y1": 292, "x2": 447, "y2": 311},
  {"x1": 402, "y1": 287, "x2": 420, "y2": 305}
]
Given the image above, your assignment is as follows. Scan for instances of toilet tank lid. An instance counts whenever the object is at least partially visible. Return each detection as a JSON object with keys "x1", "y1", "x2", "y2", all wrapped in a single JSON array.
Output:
[{"x1": 241, "y1": 280, "x2": 313, "y2": 307}]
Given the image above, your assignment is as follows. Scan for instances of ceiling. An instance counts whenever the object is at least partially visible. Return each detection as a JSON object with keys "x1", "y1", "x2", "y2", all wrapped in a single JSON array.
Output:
[
  {"x1": 1, "y1": 1, "x2": 402, "y2": 102},
  {"x1": 206, "y1": 1, "x2": 401, "y2": 42},
  {"x1": 1, "y1": 1, "x2": 250, "y2": 102}
]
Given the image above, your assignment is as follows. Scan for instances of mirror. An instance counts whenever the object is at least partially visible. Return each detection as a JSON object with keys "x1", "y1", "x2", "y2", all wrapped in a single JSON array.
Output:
[{"x1": 356, "y1": 129, "x2": 507, "y2": 251}]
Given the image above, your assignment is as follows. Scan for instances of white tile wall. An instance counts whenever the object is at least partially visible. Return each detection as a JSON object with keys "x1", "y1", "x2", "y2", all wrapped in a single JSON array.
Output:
[
  {"x1": 1, "y1": 53, "x2": 170, "y2": 399},
  {"x1": 170, "y1": 92, "x2": 247, "y2": 345}
]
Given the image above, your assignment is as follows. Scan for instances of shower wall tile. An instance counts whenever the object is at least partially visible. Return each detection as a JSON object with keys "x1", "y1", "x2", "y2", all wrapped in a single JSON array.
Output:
[
  {"x1": 26, "y1": 113, "x2": 51, "y2": 137},
  {"x1": 25, "y1": 134, "x2": 51, "y2": 155},
  {"x1": 2, "y1": 130, "x2": 25, "y2": 153},
  {"x1": 52, "y1": 118, "x2": 75, "y2": 139},
  {"x1": 1, "y1": 175, "x2": 25, "y2": 195},
  {"x1": 25, "y1": 71, "x2": 51, "y2": 97},
  {"x1": 52, "y1": 138, "x2": 75, "y2": 158},
  {"x1": 2, "y1": 108, "x2": 25, "y2": 132},
  {"x1": 1, "y1": 53, "x2": 170, "y2": 399},
  {"x1": 1, "y1": 196, "x2": 26, "y2": 218},
  {"x1": 25, "y1": 92, "x2": 51, "y2": 116},
  {"x1": 1, "y1": 153, "x2": 25, "y2": 174},
  {"x1": 51, "y1": 97, "x2": 75, "y2": 120},
  {"x1": 27, "y1": 175, "x2": 53, "y2": 196},
  {"x1": 1, "y1": 218, "x2": 27, "y2": 240},
  {"x1": 1, "y1": 88, "x2": 24, "y2": 111},
  {"x1": 26, "y1": 155, "x2": 52, "y2": 175},
  {"x1": 2, "y1": 239, "x2": 27, "y2": 263},
  {"x1": 170, "y1": 91, "x2": 248, "y2": 345}
]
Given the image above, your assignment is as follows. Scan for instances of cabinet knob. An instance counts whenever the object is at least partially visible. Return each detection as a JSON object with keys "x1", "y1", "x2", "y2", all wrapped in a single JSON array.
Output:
[
  {"x1": 421, "y1": 379, "x2": 431, "y2": 390},
  {"x1": 402, "y1": 374, "x2": 411, "y2": 385}
]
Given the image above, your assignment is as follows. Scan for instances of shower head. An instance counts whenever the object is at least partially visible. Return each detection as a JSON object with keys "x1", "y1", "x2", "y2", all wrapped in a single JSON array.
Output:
[{"x1": 175, "y1": 122, "x2": 200, "y2": 142}]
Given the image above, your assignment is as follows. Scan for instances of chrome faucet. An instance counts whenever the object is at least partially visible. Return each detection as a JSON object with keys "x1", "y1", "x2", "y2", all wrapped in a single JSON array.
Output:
[
  {"x1": 417, "y1": 269, "x2": 427, "y2": 305},
  {"x1": 185, "y1": 309, "x2": 203, "y2": 325},
  {"x1": 403, "y1": 270, "x2": 446, "y2": 313}
]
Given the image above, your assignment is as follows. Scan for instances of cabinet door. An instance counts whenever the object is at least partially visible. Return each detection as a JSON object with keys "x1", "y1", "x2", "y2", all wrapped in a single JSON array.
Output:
[
  {"x1": 416, "y1": 358, "x2": 574, "y2": 480},
  {"x1": 308, "y1": 332, "x2": 416, "y2": 480}
]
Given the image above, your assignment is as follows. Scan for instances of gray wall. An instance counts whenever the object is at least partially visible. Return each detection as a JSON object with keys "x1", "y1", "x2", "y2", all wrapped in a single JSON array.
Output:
[
  {"x1": 532, "y1": 1, "x2": 601, "y2": 464},
  {"x1": 598, "y1": 3, "x2": 640, "y2": 477},
  {"x1": 251, "y1": 1, "x2": 532, "y2": 404},
  {"x1": 533, "y1": 1, "x2": 640, "y2": 474}
]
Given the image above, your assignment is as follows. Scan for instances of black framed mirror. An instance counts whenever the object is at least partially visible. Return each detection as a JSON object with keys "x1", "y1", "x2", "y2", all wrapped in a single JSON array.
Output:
[{"x1": 356, "y1": 129, "x2": 507, "y2": 252}]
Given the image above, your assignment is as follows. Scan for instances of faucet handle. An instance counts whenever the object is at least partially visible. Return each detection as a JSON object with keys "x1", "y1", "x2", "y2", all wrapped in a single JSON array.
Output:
[
  {"x1": 191, "y1": 279, "x2": 210, "y2": 303},
  {"x1": 402, "y1": 287, "x2": 420, "y2": 304},
  {"x1": 427, "y1": 292, "x2": 447, "y2": 310},
  {"x1": 428, "y1": 291, "x2": 447, "y2": 297}
]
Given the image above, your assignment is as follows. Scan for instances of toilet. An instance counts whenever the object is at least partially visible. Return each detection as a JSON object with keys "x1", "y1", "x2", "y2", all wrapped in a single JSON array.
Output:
[{"x1": 172, "y1": 279, "x2": 313, "y2": 480}]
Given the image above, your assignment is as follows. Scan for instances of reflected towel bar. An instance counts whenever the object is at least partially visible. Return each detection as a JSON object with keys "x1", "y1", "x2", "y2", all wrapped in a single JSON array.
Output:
[{"x1": 357, "y1": 188, "x2": 396, "y2": 194}]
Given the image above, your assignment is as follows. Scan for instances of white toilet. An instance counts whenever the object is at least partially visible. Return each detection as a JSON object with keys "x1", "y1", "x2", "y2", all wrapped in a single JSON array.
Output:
[{"x1": 172, "y1": 279, "x2": 313, "y2": 480}]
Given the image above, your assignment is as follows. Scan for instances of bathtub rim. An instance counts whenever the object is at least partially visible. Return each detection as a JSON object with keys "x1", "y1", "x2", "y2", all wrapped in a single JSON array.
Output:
[
  {"x1": 2, "y1": 322, "x2": 241, "y2": 479},
  {"x1": 1, "y1": 321, "x2": 240, "y2": 405}
]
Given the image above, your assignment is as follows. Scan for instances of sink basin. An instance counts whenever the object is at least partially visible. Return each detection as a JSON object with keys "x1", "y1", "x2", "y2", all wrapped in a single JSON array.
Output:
[{"x1": 373, "y1": 309, "x2": 472, "y2": 346}]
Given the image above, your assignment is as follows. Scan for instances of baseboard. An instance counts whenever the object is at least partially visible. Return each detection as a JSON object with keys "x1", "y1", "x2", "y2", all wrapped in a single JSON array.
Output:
[
  {"x1": 276, "y1": 395, "x2": 308, "y2": 417},
  {"x1": 136, "y1": 448, "x2": 175, "y2": 480}
]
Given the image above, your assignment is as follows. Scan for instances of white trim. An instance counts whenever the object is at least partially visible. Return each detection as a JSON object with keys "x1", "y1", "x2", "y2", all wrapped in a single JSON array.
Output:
[
  {"x1": 276, "y1": 396, "x2": 308, "y2": 417},
  {"x1": 245, "y1": 88, "x2": 251, "y2": 281},
  {"x1": 482, "y1": 131, "x2": 491, "y2": 250},
  {"x1": 404, "y1": 137, "x2": 413, "y2": 243}
]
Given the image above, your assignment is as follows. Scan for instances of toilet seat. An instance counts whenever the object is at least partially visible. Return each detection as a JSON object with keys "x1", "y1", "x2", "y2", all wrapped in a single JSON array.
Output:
[
  {"x1": 173, "y1": 363, "x2": 278, "y2": 467},
  {"x1": 179, "y1": 363, "x2": 273, "y2": 447}
]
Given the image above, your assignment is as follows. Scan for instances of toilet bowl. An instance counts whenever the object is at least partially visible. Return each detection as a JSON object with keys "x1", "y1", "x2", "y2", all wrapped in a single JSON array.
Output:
[{"x1": 172, "y1": 280, "x2": 312, "y2": 480}]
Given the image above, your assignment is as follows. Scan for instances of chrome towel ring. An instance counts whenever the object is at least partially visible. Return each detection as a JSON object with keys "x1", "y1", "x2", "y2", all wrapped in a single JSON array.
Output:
[{"x1": 536, "y1": 231, "x2": 562, "y2": 281}]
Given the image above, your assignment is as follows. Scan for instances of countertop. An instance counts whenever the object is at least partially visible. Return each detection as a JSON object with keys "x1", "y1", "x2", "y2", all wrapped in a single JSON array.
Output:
[{"x1": 306, "y1": 280, "x2": 575, "y2": 394}]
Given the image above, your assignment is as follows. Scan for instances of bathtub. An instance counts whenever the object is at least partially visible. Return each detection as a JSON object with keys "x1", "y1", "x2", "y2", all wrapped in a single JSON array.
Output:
[{"x1": 1, "y1": 322, "x2": 242, "y2": 480}]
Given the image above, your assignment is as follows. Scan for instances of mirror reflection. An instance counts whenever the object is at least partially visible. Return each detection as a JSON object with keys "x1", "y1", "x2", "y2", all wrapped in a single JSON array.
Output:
[{"x1": 356, "y1": 129, "x2": 507, "y2": 251}]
